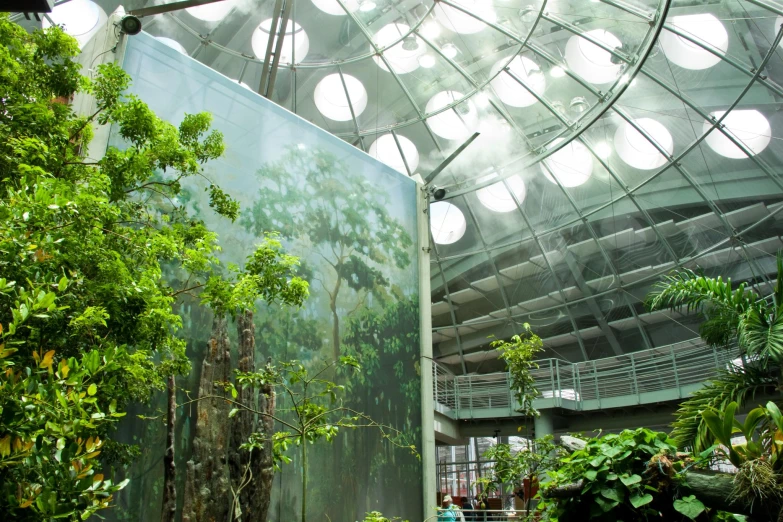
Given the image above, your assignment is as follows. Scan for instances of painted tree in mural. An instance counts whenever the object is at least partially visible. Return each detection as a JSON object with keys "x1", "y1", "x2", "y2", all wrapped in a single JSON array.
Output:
[
  {"x1": 341, "y1": 297, "x2": 421, "y2": 518},
  {"x1": 241, "y1": 147, "x2": 414, "y2": 361}
]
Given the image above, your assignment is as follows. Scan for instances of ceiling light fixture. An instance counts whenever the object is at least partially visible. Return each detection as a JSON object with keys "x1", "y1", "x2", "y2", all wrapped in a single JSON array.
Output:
[
  {"x1": 418, "y1": 54, "x2": 436, "y2": 68},
  {"x1": 490, "y1": 56, "x2": 546, "y2": 108},
  {"x1": 430, "y1": 201, "x2": 467, "y2": 244},
  {"x1": 615, "y1": 118, "x2": 673, "y2": 170},
  {"x1": 369, "y1": 134, "x2": 420, "y2": 174},
  {"x1": 476, "y1": 174, "x2": 526, "y2": 212},
  {"x1": 434, "y1": 0, "x2": 496, "y2": 35},
  {"x1": 703, "y1": 110, "x2": 771, "y2": 159},
  {"x1": 426, "y1": 91, "x2": 478, "y2": 140},
  {"x1": 594, "y1": 141, "x2": 612, "y2": 159},
  {"x1": 550, "y1": 65, "x2": 566, "y2": 78},
  {"x1": 565, "y1": 29, "x2": 623, "y2": 84},
  {"x1": 314, "y1": 74, "x2": 368, "y2": 121},
  {"x1": 441, "y1": 43, "x2": 459, "y2": 59},
  {"x1": 373, "y1": 23, "x2": 424, "y2": 74},
  {"x1": 252, "y1": 19, "x2": 309, "y2": 64},
  {"x1": 540, "y1": 138, "x2": 593, "y2": 187},
  {"x1": 186, "y1": 0, "x2": 235, "y2": 22},
  {"x1": 660, "y1": 14, "x2": 728, "y2": 70}
]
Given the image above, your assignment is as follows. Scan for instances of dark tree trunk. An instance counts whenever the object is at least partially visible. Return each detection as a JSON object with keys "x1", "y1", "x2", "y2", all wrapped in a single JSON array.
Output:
[
  {"x1": 250, "y1": 374, "x2": 276, "y2": 521},
  {"x1": 182, "y1": 315, "x2": 232, "y2": 522},
  {"x1": 160, "y1": 374, "x2": 177, "y2": 522},
  {"x1": 228, "y1": 310, "x2": 274, "y2": 522}
]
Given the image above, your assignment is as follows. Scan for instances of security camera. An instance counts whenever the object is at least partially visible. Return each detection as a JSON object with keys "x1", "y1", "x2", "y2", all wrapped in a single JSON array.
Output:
[
  {"x1": 120, "y1": 15, "x2": 142, "y2": 35},
  {"x1": 432, "y1": 188, "x2": 446, "y2": 200}
]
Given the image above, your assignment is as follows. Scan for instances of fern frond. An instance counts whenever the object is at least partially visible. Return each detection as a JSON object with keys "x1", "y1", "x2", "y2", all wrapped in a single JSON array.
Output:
[{"x1": 670, "y1": 365, "x2": 778, "y2": 451}]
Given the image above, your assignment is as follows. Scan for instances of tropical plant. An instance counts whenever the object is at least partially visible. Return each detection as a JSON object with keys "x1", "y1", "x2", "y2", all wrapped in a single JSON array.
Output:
[
  {"x1": 491, "y1": 323, "x2": 544, "y2": 418},
  {"x1": 539, "y1": 428, "x2": 688, "y2": 521},
  {"x1": 698, "y1": 401, "x2": 783, "y2": 517},
  {"x1": 0, "y1": 13, "x2": 297, "y2": 521},
  {"x1": 647, "y1": 259, "x2": 783, "y2": 450},
  {"x1": 475, "y1": 436, "x2": 563, "y2": 515},
  {"x1": 190, "y1": 356, "x2": 419, "y2": 522}
]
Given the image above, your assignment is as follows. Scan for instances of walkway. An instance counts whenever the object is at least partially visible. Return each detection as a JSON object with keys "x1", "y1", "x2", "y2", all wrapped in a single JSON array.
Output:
[{"x1": 433, "y1": 339, "x2": 738, "y2": 420}]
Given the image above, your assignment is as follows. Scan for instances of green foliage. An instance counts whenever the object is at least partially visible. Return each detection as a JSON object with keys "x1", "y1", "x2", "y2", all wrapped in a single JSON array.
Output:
[
  {"x1": 673, "y1": 496, "x2": 706, "y2": 520},
  {"x1": 699, "y1": 400, "x2": 783, "y2": 510},
  {"x1": 490, "y1": 323, "x2": 544, "y2": 417},
  {"x1": 0, "y1": 282, "x2": 129, "y2": 519},
  {"x1": 539, "y1": 428, "x2": 682, "y2": 521},
  {"x1": 475, "y1": 435, "x2": 562, "y2": 506},
  {"x1": 647, "y1": 261, "x2": 783, "y2": 364},
  {"x1": 0, "y1": 13, "x2": 281, "y2": 520},
  {"x1": 647, "y1": 258, "x2": 783, "y2": 450},
  {"x1": 670, "y1": 366, "x2": 777, "y2": 451}
]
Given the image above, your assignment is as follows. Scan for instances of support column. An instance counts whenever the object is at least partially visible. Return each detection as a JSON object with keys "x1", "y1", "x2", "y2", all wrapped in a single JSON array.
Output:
[
  {"x1": 413, "y1": 176, "x2": 436, "y2": 519},
  {"x1": 534, "y1": 410, "x2": 554, "y2": 439}
]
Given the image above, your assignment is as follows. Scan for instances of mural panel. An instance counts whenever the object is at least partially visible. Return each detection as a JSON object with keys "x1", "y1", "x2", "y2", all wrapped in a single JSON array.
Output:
[{"x1": 109, "y1": 33, "x2": 421, "y2": 522}]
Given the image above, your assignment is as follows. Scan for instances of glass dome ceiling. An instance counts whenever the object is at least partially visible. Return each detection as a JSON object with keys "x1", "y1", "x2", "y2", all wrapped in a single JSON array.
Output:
[{"x1": 26, "y1": 0, "x2": 783, "y2": 374}]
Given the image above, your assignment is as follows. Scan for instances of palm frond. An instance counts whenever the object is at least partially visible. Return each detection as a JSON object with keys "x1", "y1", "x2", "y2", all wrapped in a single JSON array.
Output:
[
  {"x1": 646, "y1": 269, "x2": 762, "y2": 317},
  {"x1": 670, "y1": 365, "x2": 778, "y2": 451},
  {"x1": 738, "y1": 306, "x2": 783, "y2": 366}
]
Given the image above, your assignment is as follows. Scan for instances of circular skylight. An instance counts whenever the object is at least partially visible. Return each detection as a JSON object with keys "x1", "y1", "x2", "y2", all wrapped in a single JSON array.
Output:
[
  {"x1": 186, "y1": 0, "x2": 235, "y2": 22},
  {"x1": 660, "y1": 14, "x2": 728, "y2": 70},
  {"x1": 490, "y1": 56, "x2": 546, "y2": 108},
  {"x1": 703, "y1": 110, "x2": 771, "y2": 159},
  {"x1": 156, "y1": 37, "x2": 187, "y2": 55},
  {"x1": 373, "y1": 24, "x2": 424, "y2": 74},
  {"x1": 42, "y1": 0, "x2": 106, "y2": 47},
  {"x1": 314, "y1": 74, "x2": 368, "y2": 121},
  {"x1": 565, "y1": 29, "x2": 623, "y2": 84},
  {"x1": 540, "y1": 138, "x2": 593, "y2": 187},
  {"x1": 425, "y1": 91, "x2": 478, "y2": 141},
  {"x1": 476, "y1": 174, "x2": 526, "y2": 212},
  {"x1": 252, "y1": 19, "x2": 309, "y2": 64},
  {"x1": 368, "y1": 134, "x2": 420, "y2": 174},
  {"x1": 430, "y1": 201, "x2": 467, "y2": 245},
  {"x1": 311, "y1": 0, "x2": 359, "y2": 15},
  {"x1": 433, "y1": 0, "x2": 496, "y2": 35},
  {"x1": 615, "y1": 118, "x2": 673, "y2": 170}
]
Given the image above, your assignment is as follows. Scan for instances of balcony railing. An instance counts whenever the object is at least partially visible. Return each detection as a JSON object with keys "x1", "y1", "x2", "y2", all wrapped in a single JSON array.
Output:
[{"x1": 434, "y1": 339, "x2": 739, "y2": 418}]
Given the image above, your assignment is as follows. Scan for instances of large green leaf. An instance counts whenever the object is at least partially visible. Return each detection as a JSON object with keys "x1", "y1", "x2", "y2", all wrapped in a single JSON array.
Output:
[
  {"x1": 673, "y1": 495, "x2": 705, "y2": 520},
  {"x1": 629, "y1": 493, "x2": 653, "y2": 508}
]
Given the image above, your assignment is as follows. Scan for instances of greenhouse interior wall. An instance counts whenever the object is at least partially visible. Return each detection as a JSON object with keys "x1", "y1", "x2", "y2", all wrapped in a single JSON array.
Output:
[{"x1": 106, "y1": 33, "x2": 423, "y2": 522}]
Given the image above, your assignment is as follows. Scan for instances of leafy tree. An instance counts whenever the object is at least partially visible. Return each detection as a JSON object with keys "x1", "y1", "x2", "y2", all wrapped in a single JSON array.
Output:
[
  {"x1": 646, "y1": 260, "x2": 783, "y2": 450},
  {"x1": 241, "y1": 147, "x2": 413, "y2": 361},
  {"x1": 491, "y1": 323, "x2": 544, "y2": 418},
  {"x1": 0, "y1": 15, "x2": 306, "y2": 520},
  {"x1": 475, "y1": 436, "x2": 562, "y2": 515}
]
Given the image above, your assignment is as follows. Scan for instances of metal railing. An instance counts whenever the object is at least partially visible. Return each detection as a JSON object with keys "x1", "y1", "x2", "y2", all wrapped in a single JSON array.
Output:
[{"x1": 433, "y1": 339, "x2": 738, "y2": 418}]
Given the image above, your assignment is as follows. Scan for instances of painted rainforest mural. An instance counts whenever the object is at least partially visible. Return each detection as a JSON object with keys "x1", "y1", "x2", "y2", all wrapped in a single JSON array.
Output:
[{"x1": 104, "y1": 35, "x2": 423, "y2": 522}]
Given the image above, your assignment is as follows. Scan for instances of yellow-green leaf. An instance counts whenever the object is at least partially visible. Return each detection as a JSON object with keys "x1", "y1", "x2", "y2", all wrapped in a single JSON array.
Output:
[{"x1": 87, "y1": 383, "x2": 97, "y2": 396}]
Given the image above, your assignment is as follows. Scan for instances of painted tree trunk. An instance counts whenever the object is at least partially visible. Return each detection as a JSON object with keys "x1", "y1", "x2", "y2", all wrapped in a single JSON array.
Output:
[
  {"x1": 160, "y1": 374, "x2": 177, "y2": 522},
  {"x1": 182, "y1": 315, "x2": 231, "y2": 522}
]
